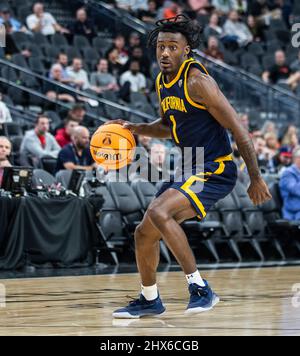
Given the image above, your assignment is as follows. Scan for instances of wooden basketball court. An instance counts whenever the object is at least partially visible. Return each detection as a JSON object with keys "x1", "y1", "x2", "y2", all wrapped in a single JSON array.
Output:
[{"x1": 0, "y1": 266, "x2": 299, "y2": 336}]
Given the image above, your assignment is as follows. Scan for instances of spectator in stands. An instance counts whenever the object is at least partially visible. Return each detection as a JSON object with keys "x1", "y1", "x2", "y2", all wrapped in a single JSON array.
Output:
[
  {"x1": 264, "y1": 132, "x2": 280, "y2": 158},
  {"x1": 223, "y1": 10, "x2": 253, "y2": 47},
  {"x1": 281, "y1": 125, "x2": 299, "y2": 148},
  {"x1": 130, "y1": 140, "x2": 169, "y2": 182},
  {"x1": 204, "y1": 36, "x2": 224, "y2": 61},
  {"x1": 90, "y1": 59, "x2": 119, "y2": 93},
  {"x1": 212, "y1": 0, "x2": 247, "y2": 15},
  {"x1": 67, "y1": 104, "x2": 87, "y2": 125},
  {"x1": 49, "y1": 53, "x2": 70, "y2": 83},
  {"x1": 2, "y1": 22, "x2": 32, "y2": 58},
  {"x1": 115, "y1": 0, "x2": 148, "y2": 12},
  {"x1": 56, "y1": 126, "x2": 95, "y2": 172},
  {"x1": 239, "y1": 113, "x2": 249, "y2": 131},
  {"x1": 290, "y1": 133, "x2": 299, "y2": 150},
  {"x1": 262, "y1": 50, "x2": 292, "y2": 85},
  {"x1": 26, "y1": 2, "x2": 70, "y2": 36},
  {"x1": 70, "y1": 8, "x2": 96, "y2": 42},
  {"x1": 120, "y1": 60, "x2": 147, "y2": 100},
  {"x1": 0, "y1": 136, "x2": 12, "y2": 187},
  {"x1": 108, "y1": 34, "x2": 129, "y2": 66},
  {"x1": 269, "y1": 146, "x2": 293, "y2": 175},
  {"x1": 124, "y1": 46, "x2": 151, "y2": 77},
  {"x1": 279, "y1": 147, "x2": 300, "y2": 221},
  {"x1": 20, "y1": 115, "x2": 61, "y2": 166},
  {"x1": 148, "y1": 141, "x2": 169, "y2": 182},
  {"x1": 187, "y1": 0, "x2": 210, "y2": 15},
  {"x1": 0, "y1": 6, "x2": 27, "y2": 33},
  {"x1": 0, "y1": 93, "x2": 12, "y2": 124},
  {"x1": 131, "y1": 0, "x2": 150, "y2": 12},
  {"x1": 55, "y1": 118, "x2": 79, "y2": 148},
  {"x1": 163, "y1": 1, "x2": 183, "y2": 19},
  {"x1": 249, "y1": 0, "x2": 282, "y2": 26},
  {"x1": 128, "y1": 32, "x2": 143, "y2": 53},
  {"x1": 138, "y1": 0, "x2": 159, "y2": 24},
  {"x1": 253, "y1": 136, "x2": 269, "y2": 169},
  {"x1": 247, "y1": 15, "x2": 265, "y2": 42},
  {"x1": 204, "y1": 13, "x2": 223, "y2": 40},
  {"x1": 261, "y1": 120, "x2": 278, "y2": 137},
  {"x1": 107, "y1": 48, "x2": 124, "y2": 77},
  {"x1": 45, "y1": 64, "x2": 76, "y2": 103},
  {"x1": 66, "y1": 58, "x2": 91, "y2": 91},
  {"x1": 115, "y1": 0, "x2": 132, "y2": 10}
]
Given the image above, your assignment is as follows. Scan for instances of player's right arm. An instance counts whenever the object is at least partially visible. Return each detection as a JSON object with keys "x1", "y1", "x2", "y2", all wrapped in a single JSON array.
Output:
[{"x1": 103, "y1": 113, "x2": 171, "y2": 139}]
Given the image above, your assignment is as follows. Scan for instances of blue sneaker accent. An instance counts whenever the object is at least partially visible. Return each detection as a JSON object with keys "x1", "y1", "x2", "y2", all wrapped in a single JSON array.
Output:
[
  {"x1": 185, "y1": 280, "x2": 220, "y2": 314},
  {"x1": 113, "y1": 294, "x2": 166, "y2": 319}
]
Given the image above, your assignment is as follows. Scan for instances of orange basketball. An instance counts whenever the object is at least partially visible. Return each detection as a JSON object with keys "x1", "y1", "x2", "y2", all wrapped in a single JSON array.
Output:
[{"x1": 90, "y1": 124, "x2": 136, "y2": 170}]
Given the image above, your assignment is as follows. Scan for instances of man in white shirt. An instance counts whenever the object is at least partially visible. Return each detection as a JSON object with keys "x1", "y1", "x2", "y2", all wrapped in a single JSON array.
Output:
[
  {"x1": 120, "y1": 60, "x2": 146, "y2": 93},
  {"x1": 66, "y1": 58, "x2": 91, "y2": 91},
  {"x1": 0, "y1": 93, "x2": 12, "y2": 124},
  {"x1": 223, "y1": 10, "x2": 253, "y2": 46},
  {"x1": 26, "y1": 2, "x2": 69, "y2": 36}
]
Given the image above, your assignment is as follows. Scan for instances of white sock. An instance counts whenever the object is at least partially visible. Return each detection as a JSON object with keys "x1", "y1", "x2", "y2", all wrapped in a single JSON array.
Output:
[
  {"x1": 186, "y1": 270, "x2": 205, "y2": 287},
  {"x1": 141, "y1": 284, "x2": 158, "y2": 301}
]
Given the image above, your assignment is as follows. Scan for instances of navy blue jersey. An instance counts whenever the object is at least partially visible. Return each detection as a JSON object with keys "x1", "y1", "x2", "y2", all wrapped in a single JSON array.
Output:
[{"x1": 156, "y1": 58, "x2": 232, "y2": 164}]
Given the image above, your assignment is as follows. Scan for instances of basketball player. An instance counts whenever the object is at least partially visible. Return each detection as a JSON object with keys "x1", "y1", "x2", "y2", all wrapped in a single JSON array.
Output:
[{"x1": 108, "y1": 15, "x2": 272, "y2": 318}]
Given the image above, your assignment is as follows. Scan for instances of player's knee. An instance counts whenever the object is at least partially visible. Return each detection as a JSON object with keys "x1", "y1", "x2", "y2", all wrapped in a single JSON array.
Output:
[
  {"x1": 148, "y1": 205, "x2": 169, "y2": 227},
  {"x1": 134, "y1": 224, "x2": 147, "y2": 245}
]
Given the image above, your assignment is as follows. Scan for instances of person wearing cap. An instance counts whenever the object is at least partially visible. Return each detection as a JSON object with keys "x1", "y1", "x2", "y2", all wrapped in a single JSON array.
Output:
[
  {"x1": 268, "y1": 146, "x2": 293, "y2": 175},
  {"x1": 279, "y1": 147, "x2": 300, "y2": 221},
  {"x1": 0, "y1": 6, "x2": 26, "y2": 32}
]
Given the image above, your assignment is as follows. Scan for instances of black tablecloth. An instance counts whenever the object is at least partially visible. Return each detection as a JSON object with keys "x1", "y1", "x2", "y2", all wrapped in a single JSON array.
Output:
[{"x1": 0, "y1": 196, "x2": 103, "y2": 270}]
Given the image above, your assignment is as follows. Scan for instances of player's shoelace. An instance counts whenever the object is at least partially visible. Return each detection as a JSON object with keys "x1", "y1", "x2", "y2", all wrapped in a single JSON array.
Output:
[
  {"x1": 125, "y1": 295, "x2": 152, "y2": 307},
  {"x1": 189, "y1": 284, "x2": 209, "y2": 301}
]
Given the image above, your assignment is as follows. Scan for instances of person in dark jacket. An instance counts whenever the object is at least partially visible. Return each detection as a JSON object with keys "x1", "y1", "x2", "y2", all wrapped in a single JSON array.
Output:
[
  {"x1": 70, "y1": 8, "x2": 96, "y2": 42},
  {"x1": 279, "y1": 147, "x2": 300, "y2": 221}
]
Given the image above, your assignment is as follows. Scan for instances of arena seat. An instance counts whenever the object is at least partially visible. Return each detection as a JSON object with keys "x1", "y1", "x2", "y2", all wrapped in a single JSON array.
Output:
[
  {"x1": 131, "y1": 180, "x2": 157, "y2": 211},
  {"x1": 107, "y1": 182, "x2": 171, "y2": 263},
  {"x1": 107, "y1": 182, "x2": 144, "y2": 231},
  {"x1": 32, "y1": 169, "x2": 56, "y2": 189},
  {"x1": 2, "y1": 122, "x2": 23, "y2": 138},
  {"x1": 233, "y1": 181, "x2": 266, "y2": 240},
  {"x1": 39, "y1": 156, "x2": 58, "y2": 176},
  {"x1": 55, "y1": 170, "x2": 72, "y2": 189},
  {"x1": 74, "y1": 35, "x2": 91, "y2": 50}
]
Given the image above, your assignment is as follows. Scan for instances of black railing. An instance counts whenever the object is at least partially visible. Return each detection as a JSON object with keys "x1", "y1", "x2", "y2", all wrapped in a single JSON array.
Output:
[
  {"x1": 0, "y1": 58, "x2": 155, "y2": 122},
  {"x1": 81, "y1": 1, "x2": 300, "y2": 127},
  {"x1": 0, "y1": 77, "x2": 103, "y2": 124},
  {"x1": 78, "y1": 0, "x2": 150, "y2": 35},
  {"x1": 195, "y1": 50, "x2": 300, "y2": 127}
]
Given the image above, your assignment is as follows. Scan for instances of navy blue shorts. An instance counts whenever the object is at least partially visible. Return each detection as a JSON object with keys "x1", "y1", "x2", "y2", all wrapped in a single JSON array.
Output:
[{"x1": 156, "y1": 155, "x2": 238, "y2": 220}]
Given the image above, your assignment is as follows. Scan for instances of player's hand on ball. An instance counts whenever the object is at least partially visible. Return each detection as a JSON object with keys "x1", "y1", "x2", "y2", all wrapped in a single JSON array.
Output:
[
  {"x1": 103, "y1": 120, "x2": 139, "y2": 133},
  {"x1": 247, "y1": 177, "x2": 272, "y2": 206}
]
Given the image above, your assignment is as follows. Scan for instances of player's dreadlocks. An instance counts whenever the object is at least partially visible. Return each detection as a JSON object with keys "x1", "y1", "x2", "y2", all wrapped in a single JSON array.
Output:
[{"x1": 147, "y1": 14, "x2": 203, "y2": 57}]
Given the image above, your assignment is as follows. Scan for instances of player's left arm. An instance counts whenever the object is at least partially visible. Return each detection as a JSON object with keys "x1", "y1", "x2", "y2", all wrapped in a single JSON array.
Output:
[{"x1": 188, "y1": 70, "x2": 272, "y2": 206}]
